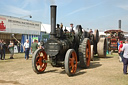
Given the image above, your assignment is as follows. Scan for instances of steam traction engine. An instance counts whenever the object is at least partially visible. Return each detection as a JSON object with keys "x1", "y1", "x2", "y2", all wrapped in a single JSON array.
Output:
[
  {"x1": 32, "y1": 5, "x2": 107, "y2": 76},
  {"x1": 32, "y1": 5, "x2": 91, "y2": 76},
  {"x1": 82, "y1": 29, "x2": 107, "y2": 60},
  {"x1": 104, "y1": 30, "x2": 125, "y2": 51}
]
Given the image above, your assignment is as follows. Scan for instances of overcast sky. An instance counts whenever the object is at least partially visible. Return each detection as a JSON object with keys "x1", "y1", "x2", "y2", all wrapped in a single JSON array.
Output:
[{"x1": 0, "y1": 0, "x2": 128, "y2": 31}]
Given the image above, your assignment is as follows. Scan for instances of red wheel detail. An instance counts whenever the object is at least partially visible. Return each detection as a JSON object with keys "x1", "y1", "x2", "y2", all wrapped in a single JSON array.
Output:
[
  {"x1": 35, "y1": 50, "x2": 47, "y2": 72},
  {"x1": 69, "y1": 51, "x2": 77, "y2": 74}
]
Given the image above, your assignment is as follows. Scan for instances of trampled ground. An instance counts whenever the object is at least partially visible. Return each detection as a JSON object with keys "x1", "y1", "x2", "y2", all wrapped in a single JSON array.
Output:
[{"x1": 0, "y1": 53, "x2": 128, "y2": 85}]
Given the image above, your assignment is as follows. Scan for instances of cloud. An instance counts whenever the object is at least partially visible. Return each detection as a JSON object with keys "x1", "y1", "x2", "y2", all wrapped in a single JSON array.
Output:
[
  {"x1": 49, "y1": 0, "x2": 56, "y2": 5},
  {"x1": 56, "y1": 0, "x2": 73, "y2": 7},
  {"x1": 21, "y1": 0, "x2": 41, "y2": 9},
  {"x1": 4, "y1": 5, "x2": 31, "y2": 16},
  {"x1": 66, "y1": 2, "x2": 104, "y2": 16},
  {"x1": 58, "y1": 1, "x2": 104, "y2": 21},
  {"x1": 118, "y1": 5, "x2": 128, "y2": 10}
]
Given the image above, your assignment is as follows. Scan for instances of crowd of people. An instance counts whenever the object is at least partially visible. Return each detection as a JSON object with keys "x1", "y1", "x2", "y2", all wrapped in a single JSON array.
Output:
[
  {"x1": 0, "y1": 39, "x2": 42, "y2": 60},
  {"x1": 0, "y1": 39, "x2": 15, "y2": 60}
]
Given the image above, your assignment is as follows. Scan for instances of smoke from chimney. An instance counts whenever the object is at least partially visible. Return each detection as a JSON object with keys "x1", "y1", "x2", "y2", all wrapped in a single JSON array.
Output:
[{"x1": 49, "y1": 0, "x2": 56, "y2": 5}]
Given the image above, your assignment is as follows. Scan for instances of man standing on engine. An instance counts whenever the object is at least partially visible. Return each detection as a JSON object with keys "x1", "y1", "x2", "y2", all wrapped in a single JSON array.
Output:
[{"x1": 70, "y1": 23, "x2": 75, "y2": 33}]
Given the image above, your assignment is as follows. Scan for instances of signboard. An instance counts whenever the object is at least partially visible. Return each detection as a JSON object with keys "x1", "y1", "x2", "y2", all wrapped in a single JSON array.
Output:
[{"x1": 0, "y1": 15, "x2": 41, "y2": 35}]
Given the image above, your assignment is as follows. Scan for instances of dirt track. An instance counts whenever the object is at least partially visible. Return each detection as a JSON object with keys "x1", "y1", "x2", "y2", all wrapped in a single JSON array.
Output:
[{"x1": 0, "y1": 53, "x2": 128, "y2": 85}]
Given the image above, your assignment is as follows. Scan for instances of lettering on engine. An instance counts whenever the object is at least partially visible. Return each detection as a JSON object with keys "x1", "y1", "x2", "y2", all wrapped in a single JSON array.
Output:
[{"x1": 49, "y1": 43, "x2": 58, "y2": 45}]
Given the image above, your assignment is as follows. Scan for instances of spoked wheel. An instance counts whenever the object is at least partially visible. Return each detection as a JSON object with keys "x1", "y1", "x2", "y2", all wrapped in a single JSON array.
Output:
[
  {"x1": 65, "y1": 49, "x2": 77, "y2": 76},
  {"x1": 32, "y1": 49, "x2": 47, "y2": 74},
  {"x1": 97, "y1": 38, "x2": 107, "y2": 57},
  {"x1": 79, "y1": 38, "x2": 91, "y2": 68}
]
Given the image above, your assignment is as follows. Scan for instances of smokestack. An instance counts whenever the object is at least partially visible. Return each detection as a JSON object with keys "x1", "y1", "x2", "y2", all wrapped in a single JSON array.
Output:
[
  {"x1": 119, "y1": 20, "x2": 121, "y2": 30},
  {"x1": 50, "y1": 5, "x2": 57, "y2": 38}
]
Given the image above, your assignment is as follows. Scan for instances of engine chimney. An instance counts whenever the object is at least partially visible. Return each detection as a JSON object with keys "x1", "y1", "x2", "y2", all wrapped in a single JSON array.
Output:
[
  {"x1": 119, "y1": 20, "x2": 121, "y2": 30},
  {"x1": 50, "y1": 5, "x2": 57, "y2": 38}
]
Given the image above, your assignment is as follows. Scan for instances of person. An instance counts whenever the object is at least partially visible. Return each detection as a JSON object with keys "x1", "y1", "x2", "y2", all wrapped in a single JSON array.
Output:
[
  {"x1": 121, "y1": 42, "x2": 128, "y2": 74},
  {"x1": 117, "y1": 39, "x2": 120, "y2": 50},
  {"x1": 1, "y1": 40, "x2": 6, "y2": 60},
  {"x1": 118, "y1": 41, "x2": 123, "y2": 62},
  {"x1": 24, "y1": 39, "x2": 30, "y2": 60},
  {"x1": 60, "y1": 23, "x2": 63, "y2": 29},
  {"x1": 70, "y1": 23, "x2": 75, "y2": 33},
  {"x1": 89, "y1": 29, "x2": 93, "y2": 34},
  {"x1": 17, "y1": 41, "x2": 20, "y2": 53},
  {"x1": 125, "y1": 40, "x2": 128, "y2": 44},
  {"x1": 57, "y1": 24, "x2": 60, "y2": 29},
  {"x1": 0, "y1": 39, "x2": 3, "y2": 60},
  {"x1": 8, "y1": 40, "x2": 14, "y2": 59},
  {"x1": 31, "y1": 39, "x2": 39, "y2": 54}
]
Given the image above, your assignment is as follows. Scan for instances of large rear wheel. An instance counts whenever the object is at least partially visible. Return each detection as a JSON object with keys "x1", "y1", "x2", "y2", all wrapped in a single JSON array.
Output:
[
  {"x1": 65, "y1": 49, "x2": 77, "y2": 76},
  {"x1": 79, "y1": 38, "x2": 91, "y2": 68},
  {"x1": 32, "y1": 49, "x2": 47, "y2": 74}
]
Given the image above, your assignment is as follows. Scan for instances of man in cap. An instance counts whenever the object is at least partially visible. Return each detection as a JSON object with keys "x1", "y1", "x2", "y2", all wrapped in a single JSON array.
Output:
[{"x1": 70, "y1": 23, "x2": 75, "y2": 33}]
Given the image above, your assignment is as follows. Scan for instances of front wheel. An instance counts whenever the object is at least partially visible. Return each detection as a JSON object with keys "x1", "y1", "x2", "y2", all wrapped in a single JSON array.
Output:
[
  {"x1": 32, "y1": 49, "x2": 47, "y2": 74},
  {"x1": 65, "y1": 49, "x2": 77, "y2": 76}
]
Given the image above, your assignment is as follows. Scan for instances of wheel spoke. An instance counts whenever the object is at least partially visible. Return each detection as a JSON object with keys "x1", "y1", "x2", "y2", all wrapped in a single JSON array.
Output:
[
  {"x1": 39, "y1": 59, "x2": 43, "y2": 67},
  {"x1": 36, "y1": 61, "x2": 39, "y2": 65},
  {"x1": 72, "y1": 53, "x2": 75, "y2": 59}
]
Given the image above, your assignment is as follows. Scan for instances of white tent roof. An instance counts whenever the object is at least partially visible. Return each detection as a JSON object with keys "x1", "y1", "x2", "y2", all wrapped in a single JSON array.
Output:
[
  {"x1": 99, "y1": 31, "x2": 106, "y2": 35},
  {"x1": 41, "y1": 24, "x2": 51, "y2": 33}
]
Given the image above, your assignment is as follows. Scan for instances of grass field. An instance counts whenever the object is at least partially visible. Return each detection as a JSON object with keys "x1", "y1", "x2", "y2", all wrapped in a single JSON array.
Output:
[{"x1": 0, "y1": 53, "x2": 128, "y2": 85}]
